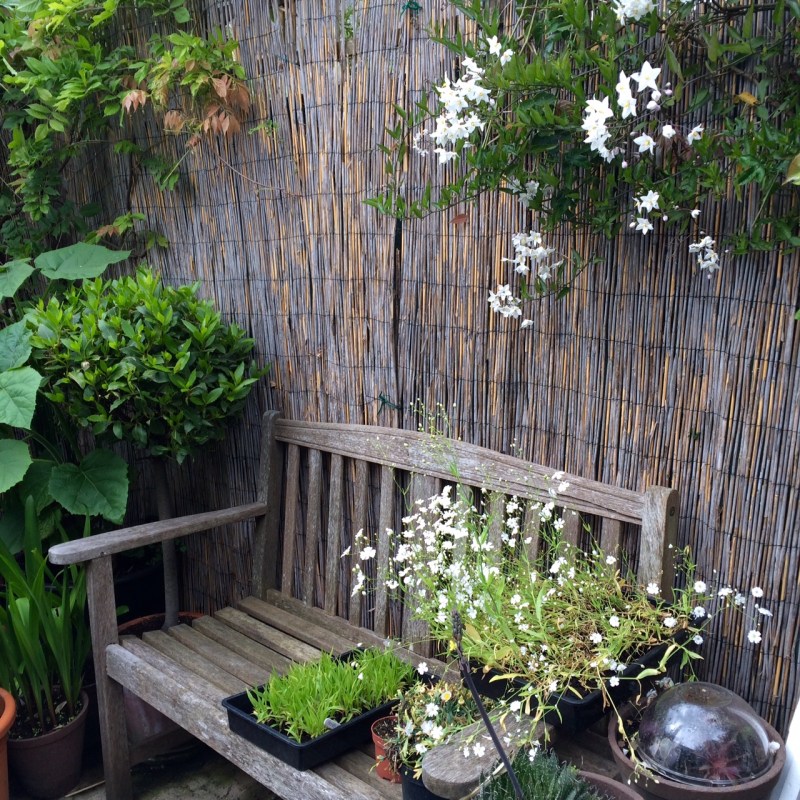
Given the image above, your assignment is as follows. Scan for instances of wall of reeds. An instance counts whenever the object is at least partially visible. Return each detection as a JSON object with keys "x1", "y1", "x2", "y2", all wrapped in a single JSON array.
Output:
[{"x1": 66, "y1": 0, "x2": 800, "y2": 734}]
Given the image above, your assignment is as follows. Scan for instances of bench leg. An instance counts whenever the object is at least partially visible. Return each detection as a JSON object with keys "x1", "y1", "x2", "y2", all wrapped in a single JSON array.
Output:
[{"x1": 86, "y1": 557, "x2": 133, "y2": 800}]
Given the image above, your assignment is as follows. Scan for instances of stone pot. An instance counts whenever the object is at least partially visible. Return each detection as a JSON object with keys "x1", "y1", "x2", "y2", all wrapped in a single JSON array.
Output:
[
  {"x1": 0, "y1": 688, "x2": 16, "y2": 800},
  {"x1": 608, "y1": 703, "x2": 786, "y2": 800},
  {"x1": 8, "y1": 690, "x2": 89, "y2": 799},
  {"x1": 371, "y1": 715, "x2": 401, "y2": 783}
]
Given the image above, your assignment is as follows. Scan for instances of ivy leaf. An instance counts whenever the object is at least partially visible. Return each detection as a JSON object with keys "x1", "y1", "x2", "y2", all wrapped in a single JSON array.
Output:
[
  {"x1": 0, "y1": 367, "x2": 41, "y2": 429},
  {"x1": 35, "y1": 243, "x2": 130, "y2": 281},
  {"x1": 0, "y1": 260, "x2": 34, "y2": 300},
  {"x1": 0, "y1": 439, "x2": 32, "y2": 494},
  {"x1": 0, "y1": 321, "x2": 32, "y2": 371},
  {"x1": 48, "y1": 449, "x2": 129, "y2": 522},
  {"x1": 784, "y1": 153, "x2": 800, "y2": 185}
]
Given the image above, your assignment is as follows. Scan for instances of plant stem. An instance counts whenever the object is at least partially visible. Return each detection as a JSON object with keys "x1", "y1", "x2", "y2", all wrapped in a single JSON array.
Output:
[{"x1": 152, "y1": 457, "x2": 180, "y2": 629}]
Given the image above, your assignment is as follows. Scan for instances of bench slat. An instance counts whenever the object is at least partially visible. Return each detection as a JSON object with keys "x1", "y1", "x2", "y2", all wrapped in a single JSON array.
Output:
[
  {"x1": 106, "y1": 644, "x2": 368, "y2": 800},
  {"x1": 281, "y1": 444, "x2": 301, "y2": 594},
  {"x1": 374, "y1": 465, "x2": 395, "y2": 637},
  {"x1": 141, "y1": 629, "x2": 246, "y2": 695},
  {"x1": 324, "y1": 453, "x2": 345, "y2": 617},
  {"x1": 303, "y1": 448, "x2": 323, "y2": 606},
  {"x1": 349, "y1": 459, "x2": 370, "y2": 626},
  {"x1": 316, "y1": 760, "x2": 398, "y2": 800}
]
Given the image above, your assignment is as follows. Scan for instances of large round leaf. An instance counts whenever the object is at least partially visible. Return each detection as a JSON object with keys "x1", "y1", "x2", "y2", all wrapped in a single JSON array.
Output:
[
  {"x1": 48, "y1": 449, "x2": 129, "y2": 522},
  {"x1": 35, "y1": 243, "x2": 130, "y2": 281},
  {"x1": 0, "y1": 260, "x2": 34, "y2": 300},
  {"x1": 0, "y1": 439, "x2": 32, "y2": 493},
  {"x1": 0, "y1": 367, "x2": 41, "y2": 428},
  {"x1": 0, "y1": 321, "x2": 32, "y2": 371}
]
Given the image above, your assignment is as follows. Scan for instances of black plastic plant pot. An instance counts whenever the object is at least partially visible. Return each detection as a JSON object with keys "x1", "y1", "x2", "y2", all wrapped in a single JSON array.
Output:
[
  {"x1": 222, "y1": 648, "x2": 405, "y2": 771},
  {"x1": 222, "y1": 689, "x2": 397, "y2": 770},
  {"x1": 470, "y1": 633, "x2": 688, "y2": 734}
]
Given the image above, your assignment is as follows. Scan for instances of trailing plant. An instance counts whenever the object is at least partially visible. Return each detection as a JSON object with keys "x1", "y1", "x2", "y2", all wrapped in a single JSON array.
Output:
[
  {"x1": 246, "y1": 649, "x2": 416, "y2": 743},
  {"x1": 0, "y1": 497, "x2": 91, "y2": 736},
  {"x1": 368, "y1": 0, "x2": 800, "y2": 313},
  {"x1": 0, "y1": 0, "x2": 250, "y2": 260}
]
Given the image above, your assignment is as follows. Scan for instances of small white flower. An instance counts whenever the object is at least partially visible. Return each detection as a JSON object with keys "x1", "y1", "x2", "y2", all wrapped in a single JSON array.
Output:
[
  {"x1": 646, "y1": 582, "x2": 660, "y2": 595},
  {"x1": 748, "y1": 629, "x2": 762, "y2": 644},
  {"x1": 425, "y1": 703, "x2": 440, "y2": 717},
  {"x1": 690, "y1": 208, "x2": 701, "y2": 219},
  {"x1": 693, "y1": 634, "x2": 704, "y2": 645},
  {"x1": 500, "y1": 49, "x2": 514, "y2": 66},
  {"x1": 609, "y1": 615, "x2": 621, "y2": 628},
  {"x1": 359, "y1": 545, "x2": 377, "y2": 560},
  {"x1": 751, "y1": 586, "x2": 764, "y2": 598},
  {"x1": 646, "y1": 100, "x2": 660, "y2": 111},
  {"x1": 631, "y1": 60, "x2": 661, "y2": 93},
  {"x1": 692, "y1": 606, "x2": 706, "y2": 618},
  {"x1": 357, "y1": 672, "x2": 364, "y2": 680},
  {"x1": 605, "y1": 555, "x2": 617, "y2": 565},
  {"x1": 661, "y1": 124, "x2": 676, "y2": 139},
  {"x1": 632, "y1": 133, "x2": 656, "y2": 154},
  {"x1": 769, "y1": 741, "x2": 781, "y2": 753},
  {"x1": 609, "y1": 676, "x2": 620, "y2": 687},
  {"x1": 510, "y1": 700, "x2": 522, "y2": 713},
  {"x1": 735, "y1": 592, "x2": 747, "y2": 606},
  {"x1": 485, "y1": 35, "x2": 502, "y2": 56},
  {"x1": 590, "y1": 632, "x2": 603, "y2": 644},
  {"x1": 718, "y1": 587, "x2": 733, "y2": 598},
  {"x1": 663, "y1": 616, "x2": 678, "y2": 628},
  {"x1": 693, "y1": 580, "x2": 707, "y2": 593},
  {"x1": 758, "y1": 607, "x2": 773, "y2": 617},
  {"x1": 415, "y1": 743, "x2": 428, "y2": 755},
  {"x1": 686, "y1": 125, "x2": 704, "y2": 144},
  {"x1": 548, "y1": 680, "x2": 558, "y2": 693},
  {"x1": 341, "y1": 546, "x2": 351, "y2": 558},
  {"x1": 635, "y1": 217, "x2": 653, "y2": 235},
  {"x1": 473, "y1": 743, "x2": 486, "y2": 757},
  {"x1": 417, "y1": 662, "x2": 429, "y2": 675}
]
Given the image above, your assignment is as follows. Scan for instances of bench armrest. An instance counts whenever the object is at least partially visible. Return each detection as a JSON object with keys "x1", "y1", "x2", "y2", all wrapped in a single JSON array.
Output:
[{"x1": 48, "y1": 501, "x2": 269, "y2": 565}]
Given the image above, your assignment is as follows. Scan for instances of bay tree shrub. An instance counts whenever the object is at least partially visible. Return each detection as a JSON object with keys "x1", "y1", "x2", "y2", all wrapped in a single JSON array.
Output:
[{"x1": 26, "y1": 267, "x2": 264, "y2": 464}]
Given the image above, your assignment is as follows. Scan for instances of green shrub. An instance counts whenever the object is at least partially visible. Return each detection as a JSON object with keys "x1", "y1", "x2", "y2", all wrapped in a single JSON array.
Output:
[{"x1": 26, "y1": 267, "x2": 264, "y2": 464}]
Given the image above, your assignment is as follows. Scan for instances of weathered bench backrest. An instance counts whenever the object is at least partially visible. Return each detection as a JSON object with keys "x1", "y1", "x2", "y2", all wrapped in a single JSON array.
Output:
[{"x1": 251, "y1": 413, "x2": 679, "y2": 655}]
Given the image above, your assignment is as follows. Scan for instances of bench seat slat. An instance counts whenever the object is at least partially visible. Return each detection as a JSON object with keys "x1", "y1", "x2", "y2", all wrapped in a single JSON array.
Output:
[{"x1": 316, "y1": 760, "x2": 399, "y2": 800}]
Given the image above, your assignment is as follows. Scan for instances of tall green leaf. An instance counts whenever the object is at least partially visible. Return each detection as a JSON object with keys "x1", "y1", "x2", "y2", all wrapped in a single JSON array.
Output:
[
  {"x1": 0, "y1": 439, "x2": 32, "y2": 494},
  {"x1": 0, "y1": 320, "x2": 32, "y2": 371},
  {"x1": 0, "y1": 366, "x2": 41, "y2": 428}
]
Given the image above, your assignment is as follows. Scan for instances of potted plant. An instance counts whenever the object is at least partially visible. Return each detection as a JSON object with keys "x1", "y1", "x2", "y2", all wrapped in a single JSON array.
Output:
[
  {"x1": 371, "y1": 714, "x2": 401, "y2": 782},
  {"x1": 352, "y1": 479, "x2": 771, "y2": 740},
  {"x1": 607, "y1": 682, "x2": 786, "y2": 800},
  {"x1": 476, "y1": 746, "x2": 641, "y2": 800},
  {"x1": 385, "y1": 680, "x2": 492, "y2": 800},
  {"x1": 0, "y1": 686, "x2": 15, "y2": 800},
  {"x1": 0, "y1": 499, "x2": 91, "y2": 799},
  {"x1": 223, "y1": 647, "x2": 416, "y2": 770}
]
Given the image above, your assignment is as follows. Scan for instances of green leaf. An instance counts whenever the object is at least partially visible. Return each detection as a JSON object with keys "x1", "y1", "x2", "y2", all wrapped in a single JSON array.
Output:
[
  {"x1": 0, "y1": 439, "x2": 32, "y2": 494},
  {"x1": 35, "y1": 243, "x2": 130, "y2": 281},
  {"x1": 784, "y1": 153, "x2": 800, "y2": 185},
  {"x1": 0, "y1": 321, "x2": 32, "y2": 371},
  {"x1": 0, "y1": 260, "x2": 34, "y2": 300},
  {"x1": 0, "y1": 367, "x2": 41, "y2": 428},
  {"x1": 48, "y1": 449, "x2": 129, "y2": 522}
]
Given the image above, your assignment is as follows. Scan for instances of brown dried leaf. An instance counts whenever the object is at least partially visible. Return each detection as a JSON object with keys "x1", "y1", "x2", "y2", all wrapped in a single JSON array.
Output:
[
  {"x1": 212, "y1": 76, "x2": 230, "y2": 99},
  {"x1": 122, "y1": 89, "x2": 148, "y2": 114},
  {"x1": 225, "y1": 114, "x2": 241, "y2": 136},
  {"x1": 163, "y1": 110, "x2": 185, "y2": 133},
  {"x1": 94, "y1": 224, "x2": 119, "y2": 239},
  {"x1": 450, "y1": 213, "x2": 469, "y2": 226},
  {"x1": 227, "y1": 83, "x2": 251, "y2": 117},
  {"x1": 186, "y1": 134, "x2": 202, "y2": 149}
]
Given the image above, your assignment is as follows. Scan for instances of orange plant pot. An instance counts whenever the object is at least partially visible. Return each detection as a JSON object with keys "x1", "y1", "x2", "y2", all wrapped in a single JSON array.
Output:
[{"x1": 0, "y1": 687, "x2": 17, "y2": 800}]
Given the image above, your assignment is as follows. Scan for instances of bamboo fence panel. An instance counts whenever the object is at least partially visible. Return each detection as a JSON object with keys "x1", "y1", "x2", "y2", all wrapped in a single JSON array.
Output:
[{"x1": 63, "y1": 0, "x2": 800, "y2": 734}]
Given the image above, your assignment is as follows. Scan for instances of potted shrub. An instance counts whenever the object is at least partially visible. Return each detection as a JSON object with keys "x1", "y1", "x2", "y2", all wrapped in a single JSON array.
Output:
[
  {"x1": 0, "y1": 499, "x2": 91, "y2": 799},
  {"x1": 351, "y1": 479, "x2": 772, "y2": 739},
  {"x1": 223, "y1": 648, "x2": 416, "y2": 770},
  {"x1": 371, "y1": 714, "x2": 401, "y2": 782},
  {"x1": 386, "y1": 680, "x2": 491, "y2": 800}
]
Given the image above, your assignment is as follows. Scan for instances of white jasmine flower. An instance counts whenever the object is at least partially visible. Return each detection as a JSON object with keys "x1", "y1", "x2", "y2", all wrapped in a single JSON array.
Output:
[
  {"x1": 635, "y1": 217, "x2": 654, "y2": 235},
  {"x1": 633, "y1": 133, "x2": 656, "y2": 154},
  {"x1": 661, "y1": 124, "x2": 676, "y2": 139},
  {"x1": 690, "y1": 208, "x2": 701, "y2": 219},
  {"x1": 485, "y1": 36, "x2": 502, "y2": 56},
  {"x1": 646, "y1": 99, "x2": 660, "y2": 111},
  {"x1": 748, "y1": 629, "x2": 762, "y2": 644},
  {"x1": 521, "y1": 319, "x2": 534, "y2": 329},
  {"x1": 636, "y1": 189, "x2": 660, "y2": 213},
  {"x1": 500, "y1": 49, "x2": 514, "y2": 66},
  {"x1": 631, "y1": 61, "x2": 661, "y2": 93}
]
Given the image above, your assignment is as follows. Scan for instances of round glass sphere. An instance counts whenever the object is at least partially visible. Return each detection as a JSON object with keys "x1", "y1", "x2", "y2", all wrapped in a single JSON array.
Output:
[{"x1": 636, "y1": 682, "x2": 775, "y2": 787}]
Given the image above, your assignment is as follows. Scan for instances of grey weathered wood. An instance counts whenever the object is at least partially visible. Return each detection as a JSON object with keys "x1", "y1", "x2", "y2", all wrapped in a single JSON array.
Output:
[
  {"x1": 141, "y1": 629, "x2": 246, "y2": 695},
  {"x1": 86, "y1": 556, "x2": 132, "y2": 800},
  {"x1": 48, "y1": 502, "x2": 268, "y2": 565},
  {"x1": 192, "y1": 615, "x2": 293, "y2": 675},
  {"x1": 349, "y1": 459, "x2": 370, "y2": 625},
  {"x1": 324, "y1": 453, "x2": 345, "y2": 616},
  {"x1": 640, "y1": 486, "x2": 679, "y2": 597},
  {"x1": 561, "y1": 508, "x2": 582, "y2": 547},
  {"x1": 274, "y1": 421, "x2": 646, "y2": 522},
  {"x1": 315, "y1": 761, "x2": 395, "y2": 800},
  {"x1": 252, "y1": 410, "x2": 285, "y2": 596},
  {"x1": 601, "y1": 517, "x2": 622, "y2": 557},
  {"x1": 374, "y1": 465, "x2": 395, "y2": 637},
  {"x1": 421, "y1": 712, "x2": 548, "y2": 799},
  {"x1": 281, "y1": 443, "x2": 301, "y2": 595},
  {"x1": 303, "y1": 448, "x2": 323, "y2": 606}
]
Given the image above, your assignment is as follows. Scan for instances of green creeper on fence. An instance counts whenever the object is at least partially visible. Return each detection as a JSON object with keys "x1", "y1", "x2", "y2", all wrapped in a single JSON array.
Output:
[{"x1": 26, "y1": 267, "x2": 267, "y2": 627}]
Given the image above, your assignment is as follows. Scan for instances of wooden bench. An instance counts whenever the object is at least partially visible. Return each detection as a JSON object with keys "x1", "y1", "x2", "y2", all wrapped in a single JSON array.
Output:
[{"x1": 48, "y1": 411, "x2": 679, "y2": 800}]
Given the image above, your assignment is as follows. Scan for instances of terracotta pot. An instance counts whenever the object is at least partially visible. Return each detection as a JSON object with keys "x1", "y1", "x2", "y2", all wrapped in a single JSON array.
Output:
[
  {"x1": 578, "y1": 769, "x2": 643, "y2": 800},
  {"x1": 0, "y1": 688, "x2": 16, "y2": 800},
  {"x1": 7, "y1": 690, "x2": 88, "y2": 800},
  {"x1": 117, "y1": 612, "x2": 201, "y2": 750},
  {"x1": 608, "y1": 703, "x2": 786, "y2": 800},
  {"x1": 371, "y1": 715, "x2": 401, "y2": 783}
]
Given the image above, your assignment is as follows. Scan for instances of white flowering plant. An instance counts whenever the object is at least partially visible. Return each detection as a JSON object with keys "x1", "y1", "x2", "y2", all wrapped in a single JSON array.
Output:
[
  {"x1": 368, "y1": 0, "x2": 800, "y2": 312},
  {"x1": 385, "y1": 679, "x2": 493, "y2": 777},
  {"x1": 349, "y1": 478, "x2": 771, "y2": 737}
]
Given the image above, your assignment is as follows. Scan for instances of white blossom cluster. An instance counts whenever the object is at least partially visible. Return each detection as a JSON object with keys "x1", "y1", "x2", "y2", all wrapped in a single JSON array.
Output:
[
  {"x1": 689, "y1": 235, "x2": 721, "y2": 273},
  {"x1": 503, "y1": 230, "x2": 562, "y2": 280},
  {"x1": 488, "y1": 284, "x2": 522, "y2": 318}
]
